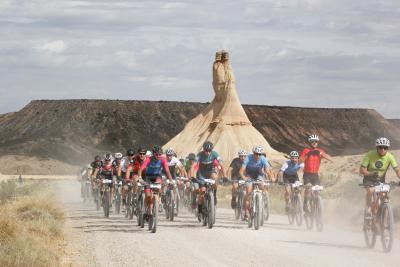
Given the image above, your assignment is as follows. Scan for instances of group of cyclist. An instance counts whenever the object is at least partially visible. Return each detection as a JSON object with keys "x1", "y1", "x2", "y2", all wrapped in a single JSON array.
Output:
[{"x1": 81, "y1": 134, "x2": 400, "y2": 230}]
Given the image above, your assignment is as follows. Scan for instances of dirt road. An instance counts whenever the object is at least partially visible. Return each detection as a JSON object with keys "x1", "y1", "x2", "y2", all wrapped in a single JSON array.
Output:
[{"x1": 57, "y1": 180, "x2": 399, "y2": 267}]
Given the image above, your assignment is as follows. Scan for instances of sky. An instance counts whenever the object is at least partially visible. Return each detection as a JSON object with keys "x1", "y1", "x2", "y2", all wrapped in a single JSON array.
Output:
[{"x1": 1, "y1": 0, "x2": 399, "y2": 118}]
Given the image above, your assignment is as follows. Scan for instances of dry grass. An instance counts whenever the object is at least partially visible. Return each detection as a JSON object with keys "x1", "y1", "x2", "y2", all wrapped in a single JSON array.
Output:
[{"x1": 0, "y1": 183, "x2": 65, "y2": 267}]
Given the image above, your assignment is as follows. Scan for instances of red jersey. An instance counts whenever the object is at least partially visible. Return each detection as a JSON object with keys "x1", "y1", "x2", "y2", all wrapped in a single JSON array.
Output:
[
  {"x1": 300, "y1": 148, "x2": 325, "y2": 174},
  {"x1": 130, "y1": 155, "x2": 146, "y2": 174}
]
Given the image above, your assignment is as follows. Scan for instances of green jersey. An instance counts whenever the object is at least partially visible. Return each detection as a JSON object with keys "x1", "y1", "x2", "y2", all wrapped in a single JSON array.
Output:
[{"x1": 361, "y1": 150, "x2": 398, "y2": 177}]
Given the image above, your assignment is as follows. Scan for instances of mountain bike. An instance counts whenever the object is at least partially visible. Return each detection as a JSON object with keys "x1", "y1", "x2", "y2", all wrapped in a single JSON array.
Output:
[
  {"x1": 144, "y1": 182, "x2": 162, "y2": 233},
  {"x1": 360, "y1": 181, "x2": 399, "y2": 252},
  {"x1": 102, "y1": 178, "x2": 113, "y2": 218},
  {"x1": 125, "y1": 181, "x2": 134, "y2": 219},
  {"x1": 165, "y1": 179, "x2": 179, "y2": 221},
  {"x1": 304, "y1": 185, "x2": 324, "y2": 231},
  {"x1": 93, "y1": 178, "x2": 101, "y2": 211},
  {"x1": 201, "y1": 178, "x2": 216, "y2": 229},
  {"x1": 114, "y1": 180, "x2": 123, "y2": 214},
  {"x1": 234, "y1": 180, "x2": 246, "y2": 220},
  {"x1": 137, "y1": 181, "x2": 146, "y2": 227},
  {"x1": 82, "y1": 179, "x2": 91, "y2": 202},
  {"x1": 248, "y1": 180, "x2": 264, "y2": 230},
  {"x1": 262, "y1": 180, "x2": 271, "y2": 225},
  {"x1": 284, "y1": 181, "x2": 303, "y2": 226}
]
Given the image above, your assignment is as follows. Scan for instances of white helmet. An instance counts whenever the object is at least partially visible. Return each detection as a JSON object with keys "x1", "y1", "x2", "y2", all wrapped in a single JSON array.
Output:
[
  {"x1": 104, "y1": 152, "x2": 113, "y2": 161},
  {"x1": 375, "y1": 137, "x2": 390, "y2": 147},
  {"x1": 308, "y1": 134, "x2": 320, "y2": 142},
  {"x1": 114, "y1": 152, "x2": 123, "y2": 159},
  {"x1": 87, "y1": 164, "x2": 93, "y2": 169},
  {"x1": 146, "y1": 150, "x2": 152, "y2": 157},
  {"x1": 289, "y1": 151, "x2": 299, "y2": 157},
  {"x1": 165, "y1": 148, "x2": 174, "y2": 156},
  {"x1": 238, "y1": 149, "x2": 247, "y2": 156},
  {"x1": 253, "y1": 146, "x2": 264, "y2": 154}
]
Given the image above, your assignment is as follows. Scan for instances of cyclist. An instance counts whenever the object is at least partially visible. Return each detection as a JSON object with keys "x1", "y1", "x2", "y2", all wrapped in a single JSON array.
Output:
[
  {"x1": 228, "y1": 149, "x2": 247, "y2": 209},
  {"x1": 300, "y1": 134, "x2": 332, "y2": 214},
  {"x1": 90, "y1": 155, "x2": 102, "y2": 195},
  {"x1": 138, "y1": 145, "x2": 173, "y2": 217},
  {"x1": 360, "y1": 137, "x2": 400, "y2": 216},
  {"x1": 121, "y1": 148, "x2": 141, "y2": 205},
  {"x1": 277, "y1": 151, "x2": 304, "y2": 212},
  {"x1": 191, "y1": 141, "x2": 226, "y2": 220},
  {"x1": 92, "y1": 153, "x2": 115, "y2": 205},
  {"x1": 240, "y1": 146, "x2": 275, "y2": 220}
]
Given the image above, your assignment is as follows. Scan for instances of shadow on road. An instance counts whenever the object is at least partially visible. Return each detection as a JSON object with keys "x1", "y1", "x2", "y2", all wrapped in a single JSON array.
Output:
[{"x1": 276, "y1": 240, "x2": 369, "y2": 252}]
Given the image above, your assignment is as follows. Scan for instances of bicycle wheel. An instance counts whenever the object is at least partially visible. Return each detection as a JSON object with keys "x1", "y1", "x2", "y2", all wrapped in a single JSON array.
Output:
[
  {"x1": 380, "y1": 203, "x2": 394, "y2": 252},
  {"x1": 288, "y1": 197, "x2": 295, "y2": 225},
  {"x1": 103, "y1": 190, "x2": 110, "y2": 218},
  {"x1": 295, "y1": 193, "x2": 303, "y2": 227},
  {"x1": 363, "y1": 209, "x2": 376, "y2": 248},
  {"x1": 139, "y1": 194, "x2": 145, "y2": 228},
  {"x1": 248, "y1": 196, "x2": 253, "y2": 228},
  {"x1": 151, "y1": 195, "x2": 159, "y2": 233},
  {"x1": 115, "y1": 189, "x2": 121, "y2": 214},
  {"x1": 315, "y1": 195, "x2": 324, "y2": 232},
  {"x1": 175, "y1": 190, "x2": 179, "y2": 217},
  {"x1": 170, "y1": 190, "x2": 175, "y2": 221},
  {"x1": 165, "y1": 190, "x2": 170, "y2": 220},
  {"x1": 255, "y1": 193, "x2": 263, "y2": 230},
  {"x1": 263, "y1": 191, "x2": 270, "y2": 223},
  {"x1": 207, "y1": 191, "x2": 215, "y2": 229},
  {"x1": 304, "y1": 198, "x2": 313, "y2": 230},
  {"x1": 235, "y1": 194, "x2": 240, "y2": 220},
  {"x1": 95, "y1": 188, "x2": 100, "y2": 211}
]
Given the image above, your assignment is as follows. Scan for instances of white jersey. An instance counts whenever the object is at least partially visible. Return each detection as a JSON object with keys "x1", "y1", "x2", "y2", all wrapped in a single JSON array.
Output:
[
  {"x1": 167, "y1": 156, "x2": 183, "y2": 168},
  {"x1": 120, "y1": 156, "x2": 131, "y2": 172}
]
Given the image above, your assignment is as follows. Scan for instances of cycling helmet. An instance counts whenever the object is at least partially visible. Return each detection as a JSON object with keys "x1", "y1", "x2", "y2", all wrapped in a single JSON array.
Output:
[
  {"x1": 375, "y1": 137, "x2": 390, "y2": 147},
  {"x1": 114, "y1": 152, "x2": 123, "y2": 159},
  {"x1": 308, "y1": 134, "x2": 320, "y2": 142},
  {"x1": 165, "y1": 148, "x2": 174, "y2": 156},
  {"x1": 289, "y1": 151, "x2": 299, "y2": 157},
  {"x1": 188, "y1": 153, "x2": 196, "y2": 161},
  {"x1": 238, "y1": 149, "x2": 247, "y2": 156},
  {"x1": 253, "y1": 146, "x2": 264, "y2": 154},
  {"x1": 137, "y1": 146, "x2": 147, "y2": 153},
  {"x1": 126, "y1": 148, "x2": 135, "y2": 156},
  {"x1": 94, "y1": 155, "x2": 101, "y2": 162},
  {"x1": 104, "y1": 152, "x2": 113, "y2": 161},
  {"x1": 203, "y1": 141, "x2": 214, "y2": 151},
  {"x1": 146, "y1": 150, "x2": 152, "y2": 157},
  {"x1": 152, "y1": 145, "x2": 163, "y2": 154},
  {"x1": 87, "y1": 164, "x2": 93, "y2": 169}
]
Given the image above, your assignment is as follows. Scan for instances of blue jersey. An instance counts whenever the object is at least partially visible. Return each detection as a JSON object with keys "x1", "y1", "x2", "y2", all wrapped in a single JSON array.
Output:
[
  {"x1": 280, "y1": 160, "x2": 304, "y2": 176},
  {"x1": 243, "y1": 154, "x2": 271, "y2": 179}
]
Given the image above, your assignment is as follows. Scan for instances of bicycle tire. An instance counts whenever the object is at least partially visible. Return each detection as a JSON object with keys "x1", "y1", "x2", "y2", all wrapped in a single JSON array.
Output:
[
  {"x1": 103, "y1": 190, "x2": 110, "y2": 218},
  {"x1": 304, "y1": 198, "x2": 313, "y2": 230},
  {"x1": 295, "y1": 193, "x2": 303, "y2": 227},
  {"x1": 151, "y1": 195, "x2": 159, "y2": 233},
  {"x1": 208, "y1": 191, "x2": 214, "y2": 229},
  {"x1": 255, "y1": 193, "x2": 263, "y2": 230},
  {"x1": 380, "y1": 203, "x2": 394, "y2": 252}
]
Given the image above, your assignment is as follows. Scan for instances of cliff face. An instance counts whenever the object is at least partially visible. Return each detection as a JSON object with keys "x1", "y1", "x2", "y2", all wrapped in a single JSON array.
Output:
[{"x1": 0, "y1": 100, "x2": 399, "y2": 165}]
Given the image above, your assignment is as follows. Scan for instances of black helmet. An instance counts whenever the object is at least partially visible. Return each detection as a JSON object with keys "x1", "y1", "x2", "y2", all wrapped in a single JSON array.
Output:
[
  {"x1": 127, "y1": 148, "x2": 135, "y2": 156},
  {"x1": 104, "y1": 152, "x2": 113, "y2": 161},
  {"x1": 203, "y1": 141, "x2": 213, "y2": 151},
  {"x1": 152, "y1": 145, "x2": 163, "y2": 154},
  {"x1": 188, "y1": 153, "x2": 196, "y2": 160},
  {"x1": 94, "y1": 155, "x2": 101, "y2": 161},
  {"x1": 137, "y1": 146, "x2": 147, "y2": 153}
]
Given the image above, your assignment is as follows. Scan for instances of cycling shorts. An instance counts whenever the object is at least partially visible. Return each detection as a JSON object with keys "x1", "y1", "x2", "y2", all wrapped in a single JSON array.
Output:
[
  {"x1": 303, "y1": 173, "x2": 320, "y2": 186},
  {"x1": 283, "y1": 173, "x2": 299, "y2": 184},
  {"x1": 144, "y1": 175, "x2": 163, "y2": 191},
  {"x1": 363, "y1": 175, "x2": 384, "y2": 187}
]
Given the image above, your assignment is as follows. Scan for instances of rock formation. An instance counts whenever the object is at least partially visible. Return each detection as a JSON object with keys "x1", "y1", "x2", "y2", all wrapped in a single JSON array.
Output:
[{"x1": 164, "y1": 51, "x2": 283, "y2": 164}]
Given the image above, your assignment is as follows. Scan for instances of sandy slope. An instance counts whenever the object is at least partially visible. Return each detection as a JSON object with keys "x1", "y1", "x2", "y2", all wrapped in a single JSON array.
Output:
[{"x1": 58, "y1": 180, "x2": 400, "y2": 267}]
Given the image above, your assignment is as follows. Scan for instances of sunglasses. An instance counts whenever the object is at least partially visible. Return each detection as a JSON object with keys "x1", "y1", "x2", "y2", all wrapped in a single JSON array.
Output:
[
  {"x1": 377, "y1": 146, "x2": 388, "y2": 150},
  {"x1": 155, "y1": 153, "x2": 162, "y2": 156},
  {"x1": 204, "y1": 149, "x2": 212, "y2": 153},
  {"x1": 310, "y1": 141, "x2": 318, "y2": 144},
  {"x1": 138, "y1": 152, "x2": 146, "y2": 155},
  {"x1": 254, "y1": 153, "x2": 261, "y2": 156}
]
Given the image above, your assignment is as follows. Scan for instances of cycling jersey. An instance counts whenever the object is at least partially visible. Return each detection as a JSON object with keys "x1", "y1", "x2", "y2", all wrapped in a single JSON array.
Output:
[
  {"x1": 229, "y1": 157, "x2": 243, "y2": 179},
  {"x1": 280, "y1": 160, "x2": 304, "y2": 176},
  {"x1": 361, "y1": 150, "x2": 398, "y2": 178},
  {"x1": 100, "y1": 163, "x2": 114, "y2": 179},
  {"x1": 141, "y1": 156, "x2": 169, "y2": 177},
  {"x1": 300, "y1": 148, "x2": 325, "y2": 174},
  {"x1": 195, "y1": 151, "x2": 221, "y2": 177},
  {"x1": 242, "y1": 154, "x2": 271, "y2": 179},
  {"x1": 120, "y1": 156, "x2": 132, "y2": 173},
  {"x1": 162, "y1": 156, "x2": 183, "y2": 178}
]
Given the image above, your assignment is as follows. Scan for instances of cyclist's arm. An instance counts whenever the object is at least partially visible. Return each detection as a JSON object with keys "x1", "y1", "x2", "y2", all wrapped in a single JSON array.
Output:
[
  {"x1": 91, "y1": 168, "x2": 99, "y2": 179},
  {"x1": 239, "y1": 165, "x2": 247, "y2": 180},
  {"x1": 227, "y1": 166, "x2": 233, "y2": 180},
  {"x1": 321, "y1": 152, "x2": 333, "y2": 162},
  {"x1": 359, "y1": 166, "x2": 374, "y2": 177},
  {"x1": 117, "y1": 159, "x2": 123, "y2": 178},
  {"x1": 266, "y1": 167, "x2": 275, "y2": 182},
  {"x1": 162, "y1": 159, "x2": 173, "y2": 180},
  {"x1": 125, "y1": 165, "x2": 132, "y2": 180}
]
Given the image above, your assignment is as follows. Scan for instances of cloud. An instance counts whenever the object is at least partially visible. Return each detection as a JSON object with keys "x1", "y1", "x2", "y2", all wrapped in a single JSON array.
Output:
[{"x1": 0, "y1": 0, "x2": 399, "y2": 118}]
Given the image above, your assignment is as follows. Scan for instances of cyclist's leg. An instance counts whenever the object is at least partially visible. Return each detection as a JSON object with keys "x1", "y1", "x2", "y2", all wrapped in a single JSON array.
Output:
[{"x1": 244, "y1": 178, "x2": 253, "y2": 218}]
